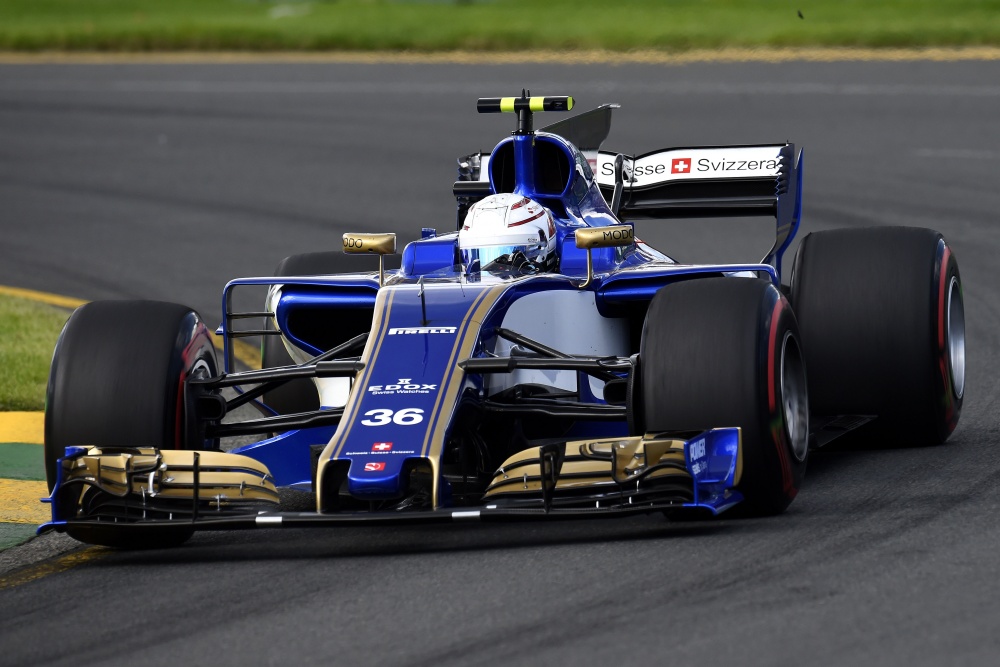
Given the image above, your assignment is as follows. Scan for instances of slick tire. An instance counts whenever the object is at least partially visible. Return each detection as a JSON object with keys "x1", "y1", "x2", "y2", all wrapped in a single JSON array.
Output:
[
  {"x1": 639, "y1": 278, "x2": 808, "y2": 515},
  {"x1": 45, "y1": 300, "x2": 216, "y2": 549},
  {"x1": 262, "y1": 251, "x2": 358, "y2": 415},
  {"x1": 789, "y1": 226, "x2": 964, "y2": 446},
  {"x1": 45, "y1": 301, "x2": 218, "y2": 488}
]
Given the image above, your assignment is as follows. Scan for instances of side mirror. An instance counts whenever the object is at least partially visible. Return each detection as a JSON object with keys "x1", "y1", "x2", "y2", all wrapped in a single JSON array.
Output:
[
  {"x1": 574, "y1": 225, "x2": 634, "y2": 289},
  {"x1": 343, "y1": 233, "x2": 397, "y2": 286}
]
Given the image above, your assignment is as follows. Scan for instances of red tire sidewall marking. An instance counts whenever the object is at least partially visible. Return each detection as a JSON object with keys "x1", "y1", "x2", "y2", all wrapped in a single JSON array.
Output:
[
  {"x1": 937, "y1": 245, "x2": 950, "y2": 351},
  {"x1": 766, "y1": 294, "x2": 793, "y2": 493},
  {"x1": 935, "y1": 243, "x2": 958, "y2": 432},
  {"x1": 174, "y1": 321, "x2": 215, "y2": 450}
]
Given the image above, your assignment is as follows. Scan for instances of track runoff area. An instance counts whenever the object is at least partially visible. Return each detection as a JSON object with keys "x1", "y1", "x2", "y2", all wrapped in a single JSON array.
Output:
[
  {"x1": 0, "y1": 285, "x2": 260, "y2": 552},
  {"x1": 2, "y1": 46, "x2": 1000, "y2": 65}
]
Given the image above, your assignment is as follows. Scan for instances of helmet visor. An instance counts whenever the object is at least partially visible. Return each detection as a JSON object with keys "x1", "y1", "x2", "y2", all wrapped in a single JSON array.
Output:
[{"x1": 461, "y1": 242, "x2": 544, "y2": 270}]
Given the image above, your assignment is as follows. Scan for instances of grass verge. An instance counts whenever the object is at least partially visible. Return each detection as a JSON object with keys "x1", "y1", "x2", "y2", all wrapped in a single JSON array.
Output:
[
  {"x1": 0, "y1": 0, "x2": 998, "y2": 52},
  {"x1": 0, "y1": 295, "x2": 67, "y2": 412},
  {"x1": 0, "y1": 525, "x2": 39, "y2": 551}
]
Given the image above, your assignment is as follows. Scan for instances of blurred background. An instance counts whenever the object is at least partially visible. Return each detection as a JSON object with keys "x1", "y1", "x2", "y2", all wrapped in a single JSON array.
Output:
[{"x1": 2, "y1": 0, "x2": 998, "y2": 52}]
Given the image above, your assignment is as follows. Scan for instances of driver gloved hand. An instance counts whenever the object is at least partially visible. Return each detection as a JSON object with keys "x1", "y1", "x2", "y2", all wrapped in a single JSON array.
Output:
[{"x1": 508, "y1": 251, "x2": 539, "y2": 273}]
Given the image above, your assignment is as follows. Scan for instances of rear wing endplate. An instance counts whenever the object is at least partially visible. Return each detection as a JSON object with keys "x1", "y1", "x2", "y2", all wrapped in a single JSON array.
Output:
[{"x1": 596, "y1": 144, "x2": 803, "y2": 275}]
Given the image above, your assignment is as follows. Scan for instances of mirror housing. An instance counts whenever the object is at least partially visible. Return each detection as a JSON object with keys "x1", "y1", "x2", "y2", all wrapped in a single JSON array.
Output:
[
  {"x1": 343, "y1": 233, "x2": 397, "y2": 286},
  {"x1": 574, "y1": 225, "x2": 633, "y2": 288}
]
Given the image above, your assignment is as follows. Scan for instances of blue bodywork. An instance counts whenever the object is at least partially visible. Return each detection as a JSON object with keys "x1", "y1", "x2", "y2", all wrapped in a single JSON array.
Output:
[
  {"x1": 41, "y1": 103, "x2": 805, "y2": 534},
  {"x1": 214, "y1": 108, "x2": 804, "y2": 515}
]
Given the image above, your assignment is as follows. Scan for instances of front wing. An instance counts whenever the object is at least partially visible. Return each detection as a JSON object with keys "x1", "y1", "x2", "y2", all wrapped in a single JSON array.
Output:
[{"x1": 39, "y1": 429, "x2": 743, "y2": 538}]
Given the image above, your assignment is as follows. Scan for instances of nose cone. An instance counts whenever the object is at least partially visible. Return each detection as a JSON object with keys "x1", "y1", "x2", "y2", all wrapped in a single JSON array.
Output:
[{"x1": 346, "y1": 453, "x2": 419, "y2": 500}]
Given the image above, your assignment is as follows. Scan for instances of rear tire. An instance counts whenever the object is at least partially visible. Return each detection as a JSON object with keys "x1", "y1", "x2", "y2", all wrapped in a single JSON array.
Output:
[
  {"x1": 639, "y1": 278, "x2": 808, "y2": 515},
  {"x1": 44, "y1": 300, "x2": 216, "y2": 548},
  {"x1": 790, "y1": 226, "x2": 964, "y2": 445}
]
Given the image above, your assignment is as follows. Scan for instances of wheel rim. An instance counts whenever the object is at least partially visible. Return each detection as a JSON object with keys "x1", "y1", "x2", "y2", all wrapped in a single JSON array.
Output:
[
  {"x1": 190, "y1": 358, "x2": 212, "y2": 379},
  {"x1": 780, "y1": 332, "x2": 809, "y2": 463},
  {"x1": 947, "y1": 276, "x2": 966, "y2": 400}
]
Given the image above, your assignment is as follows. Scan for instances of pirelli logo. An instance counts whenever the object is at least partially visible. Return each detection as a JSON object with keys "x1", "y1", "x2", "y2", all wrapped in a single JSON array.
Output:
[{"x1": 388, "y1": 326, "x2": 458, "y2": 335}]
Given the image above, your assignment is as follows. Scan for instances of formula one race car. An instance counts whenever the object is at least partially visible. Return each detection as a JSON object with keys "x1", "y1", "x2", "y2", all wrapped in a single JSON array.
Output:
[{"x1": 40, "y1": 93, "x2": 966, "y2": 548}]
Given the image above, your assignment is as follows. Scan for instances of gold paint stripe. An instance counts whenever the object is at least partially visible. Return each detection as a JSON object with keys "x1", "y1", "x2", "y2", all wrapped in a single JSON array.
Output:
[
  {"x1": 426, "y1": 285, "x2": 508, "y2": 506},
  {"x1": 0, "y1": 479, "x2": 50, "y2": 524},
  {"x1": 426, "y1": 285, "x2": 506, "y2": 455},
  {"x1": 0, "y1": 547, "x2": 104, "y2": 591},
  {"x1": 319, "y1": 288, "x2": 395, "y2": 465},
  {"x1": 0, "y1": 412, "x2": 43, "y2": 444},
  {"x1": 312, "y1": 283, "x2": 499, "y2": 509},
  {"x1": 419, "y1": 286, "x2": 497, "y2": 459},
  {"x1": 499, "y1": 97, "x2": 515, "y2": 112},
  {"x1": 1, "y1": 47, "x2": 999, "y2": 65},
  {"x1": 0, "y1": 285, "x2": 85, "y2": 309}
]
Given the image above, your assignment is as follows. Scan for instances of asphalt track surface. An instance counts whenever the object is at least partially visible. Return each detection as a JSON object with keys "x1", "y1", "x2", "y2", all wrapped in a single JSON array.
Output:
[{"x1": 1, "y1": 60, "x2": 999, "y2": 666}]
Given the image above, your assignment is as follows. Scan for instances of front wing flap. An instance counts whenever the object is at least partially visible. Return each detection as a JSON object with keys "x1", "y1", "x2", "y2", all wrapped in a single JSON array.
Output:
[
  {"x1": 39, "y1": 428, "x2": 742, "y2": 537},
  {"x1": 41, "y1": 446, "x2": 280, "y2": 532}
]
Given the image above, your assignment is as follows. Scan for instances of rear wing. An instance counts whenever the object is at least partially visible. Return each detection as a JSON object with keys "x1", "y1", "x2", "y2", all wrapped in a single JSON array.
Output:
[{"x1": 596, "y1": 144, "x2": 803, "y2": 274}]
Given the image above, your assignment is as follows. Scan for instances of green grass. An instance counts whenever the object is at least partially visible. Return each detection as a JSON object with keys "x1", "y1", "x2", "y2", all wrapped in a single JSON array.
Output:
[
  {"x1": 0, "y1": 444, "x2": 45, "y2": 480},
  {"x1": 0, "y1": 0, "x2": 999, "y2": 52},
  {"x1": 0, "y1": 524, "x2": 39, "y2": 550},
  {"x1": 0, "y1": 295, "x2": 67, "y2": 412}
]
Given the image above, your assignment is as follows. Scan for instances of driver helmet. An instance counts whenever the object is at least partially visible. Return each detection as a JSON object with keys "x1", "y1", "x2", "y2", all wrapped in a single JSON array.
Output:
[{"x1": 459, "y1": 193, "x2": 558, "y2": 272}]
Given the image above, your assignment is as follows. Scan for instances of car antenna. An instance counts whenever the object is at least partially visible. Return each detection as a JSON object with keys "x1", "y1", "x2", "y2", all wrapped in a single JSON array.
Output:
[
  {"x1": 518, "y1": 88, "x2": 532, "y2": 134},
  {"x1": 418, "y1": 275, "x2": 428, "y2": 326},
  {"x1": 476, "y1": 93, "x2": 574, "y2": 136}
]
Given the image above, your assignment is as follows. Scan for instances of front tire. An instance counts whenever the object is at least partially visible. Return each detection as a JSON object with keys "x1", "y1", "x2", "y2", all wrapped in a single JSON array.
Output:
[
  {"x1": 639, "y1": 278, "x2": 808, "y2": 515},
  {"x1": 44, "y1": 300, "x2": 217, "y2": 548}
]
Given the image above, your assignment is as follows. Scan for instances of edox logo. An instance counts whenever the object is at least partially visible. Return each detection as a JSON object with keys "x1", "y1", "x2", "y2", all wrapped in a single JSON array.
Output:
[{"x1": 367, "y1": 379, "x2": 438, "y2": 395}]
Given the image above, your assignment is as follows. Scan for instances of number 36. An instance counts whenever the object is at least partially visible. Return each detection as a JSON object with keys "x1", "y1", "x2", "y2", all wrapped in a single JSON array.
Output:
[{"x1": 361, "y1": 408, "x2": 425, "y2": 426}]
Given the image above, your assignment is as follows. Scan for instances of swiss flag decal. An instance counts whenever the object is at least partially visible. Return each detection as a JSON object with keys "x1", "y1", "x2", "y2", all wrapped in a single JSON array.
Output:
[
  {"x1": 371, "y1": 442, "x2": 393, "y2": 452},
  {"x1": 671, "y1": 158, "x2": 691, "y2": 174},
  {"x1": 364, "y1": 462, "x2": 386, "y2": 472}
]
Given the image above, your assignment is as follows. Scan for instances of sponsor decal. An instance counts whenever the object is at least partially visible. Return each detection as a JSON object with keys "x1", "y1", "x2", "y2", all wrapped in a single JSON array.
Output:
[
  {"x1": 360, "y1": 408, "x2": 425, "y2": 426},
  {"x1": 388, "y1": 326, "x2": 457, "y2": 335},
  {"x1": 601, "y1": 227, "x2": 633, "y2": 244},
  {"x1": 346, "y1": 448, "x2": 416, "y2": 455},
  {"x1": 596, "y1": 147, "x2": 783, "y2": 186},
  {"x1": 368, "y1": 378, "x2": 438, "y2": 395},
  {"x1": 364, "y1": 462, "x2": 386, "y2": 472},
  {"x1": 616, "y1": 157, "x2": 780, "y2": 179},
  {"x1": 623, "y1": 162, "x2": 673, "y2": 178},
  {"x1": 688, "y1": 438, "x2": 707, "y2": 476},
  {"x1": 372, "y1": 442, "x2": 393, "y2": 452},
  {"x1": 694, "y1": 157, "x2": 780, "y2": 173}
]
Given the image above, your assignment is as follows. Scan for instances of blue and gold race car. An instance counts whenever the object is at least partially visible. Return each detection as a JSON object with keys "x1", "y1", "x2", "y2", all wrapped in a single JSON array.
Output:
[{"x1": 40, "y1": 93, "x2": 966, "y2": 547}]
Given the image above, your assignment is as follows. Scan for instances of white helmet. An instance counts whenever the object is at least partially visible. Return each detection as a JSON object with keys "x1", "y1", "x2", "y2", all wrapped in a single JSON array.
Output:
[{"x1": 459, "y1": 193, "x2": 558, "y2": 273}]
